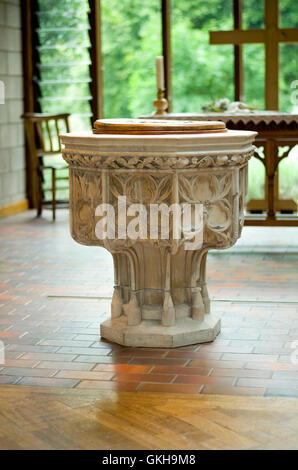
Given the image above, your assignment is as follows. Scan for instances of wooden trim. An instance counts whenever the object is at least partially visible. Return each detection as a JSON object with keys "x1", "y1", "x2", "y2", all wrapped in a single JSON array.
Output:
[
  {"x1": 21, "y1": 0, "x2": 40, "y2": 208},
  {"x1": 265, "y1": 0, "x2": 278, "y2": 110},
  {"x1": 279, "y1": 28, "x2": 298, "y2": 42},
  {"x1": 88, "y1": 0, "x2": 104, "y2": 121},
  {"x1": 245, "y1": 218, "x2": 298, "y2": 226},
  {"x1": 0, "y1": 200, "x2": 29, "y2": 219},
  {"x1": 210, "y1": 29, "x2": 265, "y2": 45},
  {"x1": 233, "y1": 0, "x2": 243, "y2": 101},
  {"x1": 161, "y1": 0, "x2": 172, "y2": 112},
  {"x1": 21, "y1": 0, "x2": 34, "y2": 113},
  {"x1": 246, "y1": 199, "x2": 297, "y2": 212}
]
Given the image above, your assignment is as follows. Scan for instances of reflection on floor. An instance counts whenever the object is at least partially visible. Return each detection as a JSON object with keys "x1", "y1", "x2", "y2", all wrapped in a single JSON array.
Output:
[
  {"x1": 0, "y1": 210, "x2": 297, "y2": 397},
  {"x1": 0, "y1": 385, "x2": 298, "y2": 450}
]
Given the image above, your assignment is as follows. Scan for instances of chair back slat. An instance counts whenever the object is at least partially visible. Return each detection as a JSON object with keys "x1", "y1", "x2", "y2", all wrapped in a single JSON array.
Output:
[
  {"x1": 55, "y1": 119, "x2": 62, "y2": 151},
  {"x1": 45, "y1": 120, "x2": 53, "y2": 152},
  {"x1": 36, "y1": 121, "x2": 46, "y2": 153},
  {"x1": 65, "y1": 117, "x2": 70, "y2": 133}
]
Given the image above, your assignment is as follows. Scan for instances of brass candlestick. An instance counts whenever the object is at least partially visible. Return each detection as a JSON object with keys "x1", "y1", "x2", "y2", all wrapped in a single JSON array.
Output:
[{"x1": 153, "y1": 89, "x2": 168, "y2": 115}]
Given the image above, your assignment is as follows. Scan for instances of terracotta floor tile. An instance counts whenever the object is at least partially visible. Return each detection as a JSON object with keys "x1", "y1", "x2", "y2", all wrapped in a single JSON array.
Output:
[
  {"x1": 36, "y1": 361, "x2": 95, "y2": 371},
  {"x1": 5, "y1": 351, "x2": 30, "y2": 360},
  {"x1": 265, "y1": 388, "x2": 298, "y2": 398},
  {"x1": 221, "y1": 353, "x2": 279, "y2": 362},
  {"x1": 93, "y1": 364, "x2": 152, "y2": 373},
  {"x1": 3, "y1": 359, "x2": 39, "y2": 368},
  {"x1": 21, "y1": 352, "x2": 77, "y2": 362},
  {"x1": 210, "y1": 368, "x2": 272, "y2": 378},
  {"x1": 114, "y1": 373, "x2": 175, "y2": 383},
  {"x1": 56, "y1": 346, "x2": 111, "y2": 356},
  {"x1": 6, "y1": 344, "x2": 60, "y2": 353},
  {"x1": 0, "y1": 367, "x2": 57, "y2": 377},
  {"x1": 166, "y1": 351, "x2": 222, "y2": 360},
  {"x1": 188, "y1": 359, "x2": 245, "y2": 369},
  {"x1": 0, "y1": 331, "x2": 23, "y2": 338},
  {"x1": 244, "y1": 362, "x2": 298, "y2": 371},
  {"x1": 151, "y1": 366, "x2": 212, "y2": 376},
  {"x1": 73, "y1": 334, "x2": 101, "y2": 341},
  {"x1": 137, "y1": 383, "x2": 202, "y2": 394},
  {"x1": 198, "y1": 339, "x2": 230, "y2": 347},
  {"x1": 197, "y1": 344, "x2": 253, "y2": 354},
  {"x1": 74, "y1": 355, "x2": 132, "y2": 364},
  {"x1": 130, "y1": 357, "x2": 188, "y2": 366},
  {"x1": 76, "y1": 380, "x2": 137, "y2": 391},
  {"x1": 201, "y1": 385, "x2": 266, "y2": 396},
  {"x1": 237, "y1": 377, "x2": 298, "y2": 389},
  {"x1": 272, "y1": 370, "x2": 298, "y2": 379},
  {"x1": 17, "y1": 376, "x2": 79, "y2": 388},
  {"x1": 54, "y1": 370, "x2": 115, "y2": 381},
  {"x1": 3, "y1": 336, "x2": 42, "y2": 346},
  {"x1": 39, "y1": 339, "x2": 94, "y2": 348},
  {"x1": 91, "y1": 339, "x2": 121, "y2": 347},
  {"x1": 0, "y1": 375, "x2": 20, "y2": 384},
  {"x1": 253, "y1": 346, "x2": 292, "y2": 354},
  {"x1": 109, "y1": 349, "x2": 167, "y2": 358},
  {"x1": 174, "y1": 375, "x2": 234, "y2": 385}
]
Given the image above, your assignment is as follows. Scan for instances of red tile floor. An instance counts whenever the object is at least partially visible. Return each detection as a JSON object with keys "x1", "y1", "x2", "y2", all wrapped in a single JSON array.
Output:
[{"x1": 0, "y1": 210, "x2": 298, "y2": 397}]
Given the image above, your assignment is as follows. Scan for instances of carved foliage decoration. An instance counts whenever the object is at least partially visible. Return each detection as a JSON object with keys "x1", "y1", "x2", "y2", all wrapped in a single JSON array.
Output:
[
  {"x1": 110, "y1": 173, "x2": 172, "y2": 205},
  {"x1": 107, "y1": 173, "x2": 173, "y2": 249},
  {"x1": 71, "y1": 168, "x2": 102, "y2": 243},
  {"x1": 179, "y1": 173, "x2": 233, "y2": 246},
  {"x1": 62, "y1": 149, "x2": 254, "y2": 170}
]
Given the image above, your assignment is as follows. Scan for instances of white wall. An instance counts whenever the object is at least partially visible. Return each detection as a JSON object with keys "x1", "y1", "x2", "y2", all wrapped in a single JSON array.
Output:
[{"x1": 0, "y1": 0, "x2": 26, "y2": 209}]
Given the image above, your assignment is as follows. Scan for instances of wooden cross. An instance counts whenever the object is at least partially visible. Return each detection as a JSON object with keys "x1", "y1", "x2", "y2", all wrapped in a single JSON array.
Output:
[{"x1": 209, "y1": 0, "x2": 298, "y2": 109}]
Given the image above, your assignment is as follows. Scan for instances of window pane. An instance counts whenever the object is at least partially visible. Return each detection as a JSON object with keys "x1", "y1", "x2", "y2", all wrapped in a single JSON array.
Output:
[
  {"x1": 101, "y1": 0, "x2": 162, "y2": 118},
  {"x1": 171, "y1": 0, "x2": 234, "y2": 112},
  {"x1": 278, "y1": 146, "x2": 298, "y2": 204},
  {"x1": 247, "y1": 156, "x2": 265, "y2": 201},
  {"x1": 279, "y1": 44, "x2": 298, "y2": 112},
  {"x1": 242, "y1": 0, "x2": 264, "y2": 30},
  {"x1": 279, "y1": 0, "x2": 298, "y2": 28},
  {"x1": 37, "y1": 0, "x2": 92, "y2": 130},
  {"x1": 243, "y1": 44, "x2": 265, "y2": 109}
]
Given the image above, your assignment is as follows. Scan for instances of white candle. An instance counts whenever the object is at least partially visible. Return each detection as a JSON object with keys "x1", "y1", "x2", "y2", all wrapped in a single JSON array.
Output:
[{"x1": 156, "y1": 56, "x2": 164, "y2": 90}]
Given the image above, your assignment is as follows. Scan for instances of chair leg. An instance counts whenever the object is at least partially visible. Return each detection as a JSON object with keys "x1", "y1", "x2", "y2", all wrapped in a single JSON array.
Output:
[
  {"x1": 37, "y1": 169, "x2": 42, "y2": 217},
  {"x1": 52, "y1": 168, "x2": 56, "y2": 221}
]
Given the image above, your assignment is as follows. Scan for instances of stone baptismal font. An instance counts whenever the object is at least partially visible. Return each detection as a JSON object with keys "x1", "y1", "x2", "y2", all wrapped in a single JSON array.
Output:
[{"x1": 60, "y1": 119, "x2": 256, "y2": 347}]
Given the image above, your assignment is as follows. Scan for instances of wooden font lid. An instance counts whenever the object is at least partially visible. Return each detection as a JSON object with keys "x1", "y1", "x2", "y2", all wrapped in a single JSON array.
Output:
[{"x1": 93, "y1": 118, "x2": 226, "y2": 135}]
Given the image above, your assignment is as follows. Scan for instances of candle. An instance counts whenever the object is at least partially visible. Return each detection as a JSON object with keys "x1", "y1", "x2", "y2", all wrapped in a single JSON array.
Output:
[{"x1": 156, "y1": 56, "x2": 164, "y2": 90}]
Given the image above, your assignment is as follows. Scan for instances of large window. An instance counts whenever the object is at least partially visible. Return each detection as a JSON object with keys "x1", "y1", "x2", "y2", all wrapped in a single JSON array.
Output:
[{"x1": 35, "y1": 0, "x2": 298, "y2": 121}]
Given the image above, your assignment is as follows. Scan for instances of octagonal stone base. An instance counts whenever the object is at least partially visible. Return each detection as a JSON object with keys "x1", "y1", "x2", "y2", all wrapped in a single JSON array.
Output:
[{"x1": 100, "y1": 314, "x2": 221, "y2": 348}]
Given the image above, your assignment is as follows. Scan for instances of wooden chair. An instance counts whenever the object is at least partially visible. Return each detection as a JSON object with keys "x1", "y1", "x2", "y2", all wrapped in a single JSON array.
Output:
[{"x1": 22, "y1": 113, "x2": 70, "y2": 221}]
